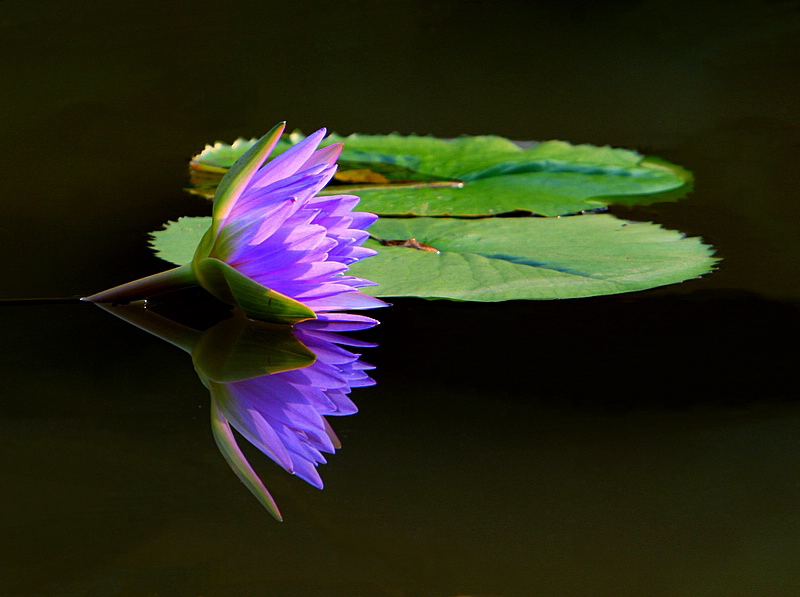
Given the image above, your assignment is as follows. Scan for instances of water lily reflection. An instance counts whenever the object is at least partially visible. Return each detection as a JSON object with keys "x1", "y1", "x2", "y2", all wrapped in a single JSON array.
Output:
[{"x1": 99, "y1": 302, "x2": 376, "y2": 520}]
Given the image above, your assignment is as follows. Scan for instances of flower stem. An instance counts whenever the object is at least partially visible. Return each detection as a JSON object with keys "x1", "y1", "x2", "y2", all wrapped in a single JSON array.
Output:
[
  {"x1": 82, "y1": 263, "x2": 198, "y2": 304},
  {"x1": 0, "y1": 297, "x2": 84, "y2": 305}
]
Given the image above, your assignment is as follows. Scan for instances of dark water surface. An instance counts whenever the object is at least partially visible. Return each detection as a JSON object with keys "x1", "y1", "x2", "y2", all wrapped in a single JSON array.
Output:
[{"x1": 2, "y1": 1, "x2": 800, "y2": 595}]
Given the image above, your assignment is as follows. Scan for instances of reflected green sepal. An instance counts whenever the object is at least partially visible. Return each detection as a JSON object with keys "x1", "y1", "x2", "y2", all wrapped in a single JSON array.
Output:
[
  {"x1": 95, "y1": 301, "x2": 316, "y2": 383},
  {"x1": 192, "y1": 314, "x2": 315, "y2": 383},
  {"x1": 193, "y1": 257, "x2": 316, "y2": 324},
  {"x1": 94, "y1": 301, "x2": 200, "y2": 353},
  {"x1": 210, "y1": 395, "x2": 283, "y2": 521}
]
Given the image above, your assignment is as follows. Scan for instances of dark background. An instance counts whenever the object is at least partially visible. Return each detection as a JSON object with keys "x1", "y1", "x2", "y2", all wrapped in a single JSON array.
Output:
[{"x1": 2, "y1": 1, "x2": 800, "y2": 595}]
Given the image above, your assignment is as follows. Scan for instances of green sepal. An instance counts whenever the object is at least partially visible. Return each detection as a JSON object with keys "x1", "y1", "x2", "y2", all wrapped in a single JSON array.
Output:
[
  {"x1": 192, "y1": 314, "x2": 315, "y2": 383},
  {"x1": 211, "y1": 122, "x2": 286, "y2": 241},
  {"x1": 193, "y1": 257, "x2": 316, "y2": 324},
  {"x1": 82, "y1": 263, "x2": 198, "y2": 303},
  {"x1": 210, "y1": 395, "x2": 283, "y2": 521},
  {"x1": 192, "y1": 223, "x2": 216, "y2": 263}
]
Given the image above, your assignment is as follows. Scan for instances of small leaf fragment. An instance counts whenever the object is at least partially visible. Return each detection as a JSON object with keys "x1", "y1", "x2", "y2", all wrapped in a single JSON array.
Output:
[{"x1": 150, "y1": 216, "x2": 213, "y2": 266}]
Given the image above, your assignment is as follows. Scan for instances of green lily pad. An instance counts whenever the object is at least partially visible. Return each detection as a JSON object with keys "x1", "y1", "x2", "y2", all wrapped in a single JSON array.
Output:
[
  {"x1": 350, "y1": 215, "x2": 716, "y2": 300},
  {"x1": 188, "y1": 133, "x2": 692, "y2": 217},
  {"x1": 151, "y1": 215, "x2": 716, "y2": 302}
]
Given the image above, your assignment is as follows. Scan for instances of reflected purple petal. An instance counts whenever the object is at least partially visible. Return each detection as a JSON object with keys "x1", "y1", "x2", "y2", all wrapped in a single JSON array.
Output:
[{"x1": 209, "y1": 316, "x2": 377, "y2": 513}]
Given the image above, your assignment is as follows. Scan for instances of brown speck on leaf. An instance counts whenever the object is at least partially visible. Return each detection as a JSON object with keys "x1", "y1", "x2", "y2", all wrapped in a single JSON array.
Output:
[
  {"x1": 334, "y1": 169, "x2": 391, "y2": 184},
  {"x1": 381, "y1": 237, "x2": 440, "y2": 254}
]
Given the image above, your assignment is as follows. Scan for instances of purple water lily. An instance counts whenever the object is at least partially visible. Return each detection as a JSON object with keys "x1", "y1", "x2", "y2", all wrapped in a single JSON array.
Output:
[{"x1": 85, "y1": 122, "x2": 386, "y2": 324}]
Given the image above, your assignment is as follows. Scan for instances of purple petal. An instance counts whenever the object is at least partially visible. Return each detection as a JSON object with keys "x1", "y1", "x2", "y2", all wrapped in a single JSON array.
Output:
[
  {"x1": 298, "y1": 313, "x2": 380, "y2": 331},
  {"x1": 249, "y1": 128, "x2": 328, "y2": 190},
  {"x1": 208, "y1": 123, "x2": 387, "y2": 320}
]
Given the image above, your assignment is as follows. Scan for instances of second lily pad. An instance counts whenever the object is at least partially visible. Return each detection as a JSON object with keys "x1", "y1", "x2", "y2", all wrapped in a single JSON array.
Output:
[{"x1": 189, "y1": 133, "x2": 692, "y2": 217}]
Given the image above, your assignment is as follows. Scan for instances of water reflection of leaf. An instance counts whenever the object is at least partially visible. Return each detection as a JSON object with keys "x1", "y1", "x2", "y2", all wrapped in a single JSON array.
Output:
[{"x1": 97, "y1": 302, "x2": 376, "y2": 520}]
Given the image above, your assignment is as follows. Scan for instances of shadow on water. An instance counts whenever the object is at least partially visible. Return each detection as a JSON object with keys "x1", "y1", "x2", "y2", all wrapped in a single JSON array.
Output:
[{"x1": 365, "y1": 288, "x2": 800, "y2": 412}]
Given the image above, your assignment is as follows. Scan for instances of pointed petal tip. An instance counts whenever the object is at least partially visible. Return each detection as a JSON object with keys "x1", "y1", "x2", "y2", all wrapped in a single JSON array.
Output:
[
  {"x1": 264, "y1": 121, "x2": 287, "y2": 141},
  {"x1": 300, "y1": 128, "x2": 329, "y2": 149},
  {"x1": 325, "y1": 142, "x2": 344, "y2": 160},
  {"x1": 309, "y1": 127, "x2": 327, "y2": 139}
]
